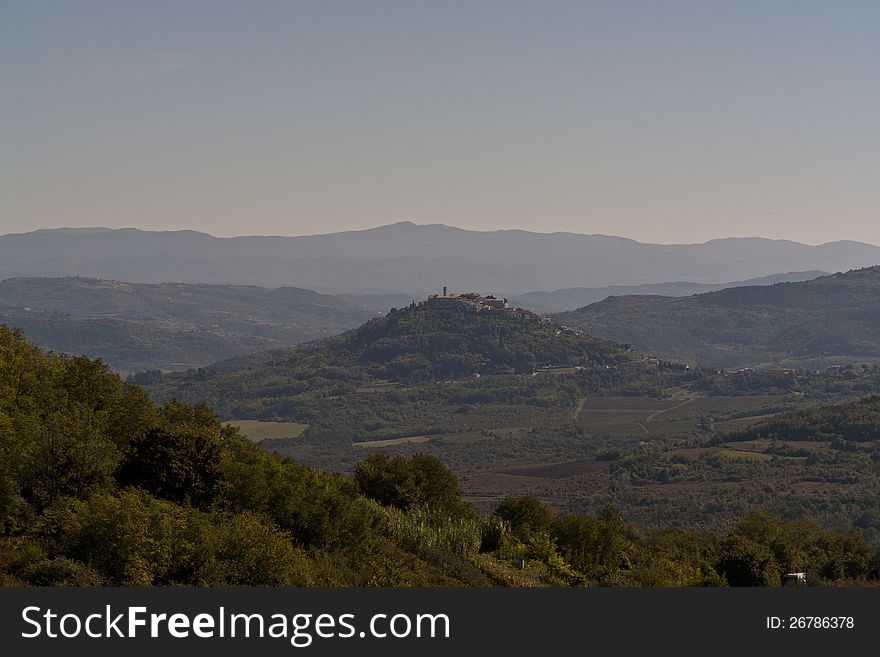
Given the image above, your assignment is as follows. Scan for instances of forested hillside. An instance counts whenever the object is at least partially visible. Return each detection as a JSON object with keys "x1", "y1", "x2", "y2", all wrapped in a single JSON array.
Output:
[
  {"x1": 0, "y1": 277, "x2": 374, "y2": 373},
  {"x1": 727, "y1": 395, "x2": 880, "y2": 445},
  {"x1": 556, "y1": 267, "x2": 880, "y2": 369},
  {"x1": 2, "y1": 324, "x2": 877, "y2": 587},
  {"x1": 0, "y1": 323, "x2": 501, "y2": 586},
  {"x1": 144, "y1": 302, "x2": 637, "y2": 416}
]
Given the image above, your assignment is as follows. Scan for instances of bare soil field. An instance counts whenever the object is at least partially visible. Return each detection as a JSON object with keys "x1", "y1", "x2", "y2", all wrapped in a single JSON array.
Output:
[{"x1": 500, "y1": 458, "x2": 607, "y2": 479}]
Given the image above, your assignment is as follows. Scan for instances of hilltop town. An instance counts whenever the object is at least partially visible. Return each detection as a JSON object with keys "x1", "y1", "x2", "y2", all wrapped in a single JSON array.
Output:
[
  {"x1": 418, "y1": 287, "x2": 607, "y2": 349},
  {"x1": 424, "y1": 286, "x2": 520, "y2": 312},
  {"x1": 422, "y1": 287, "x2": 550, "y2": 322}
]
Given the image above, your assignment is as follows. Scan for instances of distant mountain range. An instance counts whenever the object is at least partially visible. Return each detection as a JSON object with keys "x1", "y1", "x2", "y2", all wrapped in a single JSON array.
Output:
[
  {"x1": 555, "y1": 267, "x2": 880, "y2": 369},
  {"x1": 0, "y1": 277, "x2": 374, "y2": 373},
  {"x1": 2, "y1": 223, "x2": 879, "y2": 294}
]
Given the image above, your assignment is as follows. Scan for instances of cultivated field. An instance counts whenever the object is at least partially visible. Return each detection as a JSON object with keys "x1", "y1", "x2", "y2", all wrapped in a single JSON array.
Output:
[
  {"x1": 573, "y1": 393, "x2": 790, "y2": 439},
  {"x1": 353, "y1": 435, "x2": 432, "y2": 448},
  {"x1": 259, "y1": 376, "x2": 880, "y2": 541},
  {"x1": 227, "y1": 420, "x2": 309, "y2": 442}
]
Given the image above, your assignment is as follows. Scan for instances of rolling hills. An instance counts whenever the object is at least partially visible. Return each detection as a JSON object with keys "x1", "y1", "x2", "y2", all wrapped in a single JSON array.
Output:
[
  {"x1": 0, "y1": 270, "x2": 845, "y2": 373},
  {"x1": 4, "y1": 323, "x2": 876, "y2": 587},
  {"x1": 555, "y1": 267, "x2": 880, "y2": 369},
  {"x1": 0, "y1": 277, "x2": 374, "y2": 373},
  {"x1": 139, "y1": 294, "x2": 880, "y2": 544},
  {"x1": 508, "y1": 271, "x2": 828, "y2": 313}
]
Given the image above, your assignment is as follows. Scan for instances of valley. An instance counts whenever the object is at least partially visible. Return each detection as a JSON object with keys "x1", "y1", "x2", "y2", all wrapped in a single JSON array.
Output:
[
  {"x1": 4, "y1": 271, "x2": 880, "y2": 587},
  {"x1": 141, "y1": 289, "x2": 880, "y2": 545},
  {"x1": 7, "y1": 0, "x2": 880, "y2": 596}
]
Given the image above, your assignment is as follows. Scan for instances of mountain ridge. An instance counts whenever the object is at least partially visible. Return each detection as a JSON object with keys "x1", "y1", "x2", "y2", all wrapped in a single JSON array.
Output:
[
  {"x1": 14, "y1": 222, "x2": 878, "y2": 248},
  {"x1": 3, "y1": 223, "x2": 878, "y2": 294},
  {"x1": 508, "y1": 270, "x2": 828, "y2": 313},
  {"x1": 555, "y1": 266, "x2": 880, "y2": 369},
  {"x1": 0, "y1": 277, "x2": 374, "y2": 373}
]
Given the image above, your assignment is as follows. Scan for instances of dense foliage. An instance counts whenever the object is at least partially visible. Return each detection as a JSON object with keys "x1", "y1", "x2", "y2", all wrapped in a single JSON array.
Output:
[
  {"x1": 492, "y1": 498, "x2": 877, "y2": 586},
  {"x1": 4, "y1": 324, "x2": 879, "y2": 587},
  {"x1": 342, "y1": 305, "x2": 633, "y2": 378},
  {"x1": 0, "y1": 325, "x2": 496, "y2": 586},
  {"x1": 728, "y1": 395, "x2": 880, "y2": 445}
]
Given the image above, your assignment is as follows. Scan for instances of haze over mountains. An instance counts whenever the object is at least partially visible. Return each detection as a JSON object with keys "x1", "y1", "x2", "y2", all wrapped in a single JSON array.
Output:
[
  {"x1": 0, "y1": 277, "x2": 374, "y2": 373},
  {"x1": 2, "y1": 223, "x2": 879, "y2": 294},
  {"x1": 0, "y1": 270, "x2": 842, "y2": 374},
  {"x1": 508, "y1": 271, "x2": 828, "y2": 314},
  {"x1": 4, "y1": 222, "x2": 880, "y2": 375},
  {"x1": 556, "y1": 267, "x2": 880, "y2": 370}
]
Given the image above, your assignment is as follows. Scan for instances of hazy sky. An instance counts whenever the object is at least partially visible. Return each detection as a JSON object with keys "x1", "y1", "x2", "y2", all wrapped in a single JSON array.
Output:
[{"x1": 3, "y1": 1, "x2": 879, "y2": 244}]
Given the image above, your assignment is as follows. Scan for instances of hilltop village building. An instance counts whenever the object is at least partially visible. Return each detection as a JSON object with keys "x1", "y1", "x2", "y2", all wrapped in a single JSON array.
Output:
[
  {"x1": 422, "y1": 287, "x2": 553, "y2": 323},
  {"x1": 423, "y1": 287, "x2": 509, "y2": 312}
]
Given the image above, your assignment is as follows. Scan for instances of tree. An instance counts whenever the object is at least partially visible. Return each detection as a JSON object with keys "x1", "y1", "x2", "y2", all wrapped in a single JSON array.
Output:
[
  {"x1": 494, "y1": 496, "x2": 554, "y2": 542},
  {"x1": 408, "y1": 454, "x2": 470, "y2": 516},
  {"x1": 551, "y1": 506, "x2": 634, "y2": 582},
  {"x1": 22, "y1": 407, "x2": 120, "y2": 509},
  {"x1": 212, "y1": 513, "x2": 315, "y2": 586},
  {"x1": 354, "y1": 453, "x2": 469, "y2": 517},
  {"x1": 42, "y1": 490, "x2": 189, "y2": 586},
  {"x1": 116, "y1": 424, "x2": 224, "y2": 509},
  {"x1": 354, "y1": 453, "x2": 416, "y2": 510},
  {"x1": 716, "y1": 534, "x2": 780, "y2": 586}
]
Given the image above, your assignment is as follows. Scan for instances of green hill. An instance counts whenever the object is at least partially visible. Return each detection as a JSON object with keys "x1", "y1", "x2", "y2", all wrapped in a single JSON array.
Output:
[
  {"x1": 726, "y1": 395, "x2": 880, "y2": 445},
  {"x1": 555, "y1": 267, "x2": 880, "y2": 369},
  {"x1": 330, "y1": 302, "x2": 633, "y2": 378},
  {"x1": 0, "y1": 277, "x2": 374, "y2": 373},
  {"x1": 145, "y1": 300, "x2": 636, "y2": 415},
  {"x1": 0, "y1": 323, "x2": 512, "y2": 586}
]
